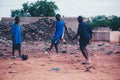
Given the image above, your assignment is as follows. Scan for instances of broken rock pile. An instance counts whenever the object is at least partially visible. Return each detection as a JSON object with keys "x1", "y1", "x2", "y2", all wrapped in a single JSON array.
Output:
[
  {"x1": 21, "y1": 18, "x2": 55, "y2": 42},
  {"x1": 0, "y1": 22, "x2": 11, "y2": 40},
  {"x1": 0, "y1": 18, "x2": 77, "y2": 44}
]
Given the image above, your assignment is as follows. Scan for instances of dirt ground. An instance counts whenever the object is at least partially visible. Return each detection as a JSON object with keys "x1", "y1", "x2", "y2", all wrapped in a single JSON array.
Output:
[{"x1": 0, "y1": 41, "x2": 120, "y2": 80}]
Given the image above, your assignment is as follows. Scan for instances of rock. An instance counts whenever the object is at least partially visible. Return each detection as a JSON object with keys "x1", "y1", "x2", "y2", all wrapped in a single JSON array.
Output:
[
  {"x1": 107, "y1": 51, "x2": 113, "y2": 55},
  {"x1": 97, "y1": 43, "x2": 104, "y2": 46},
  {"x1": 61, "y1": 50, "x2": 67, "y2": 53},
  {"x1": 0, "y1": 53, "x2": 4, "y2": 56},
  {"x1": 84, "y1": 65, "x2": 95, "y2": 72},
  {"x1": 77, "y1": 59, "x2": 80, "y2": 62},
  {"x1": 114, "y1": 51, "x2": 120, "y2": 54}
]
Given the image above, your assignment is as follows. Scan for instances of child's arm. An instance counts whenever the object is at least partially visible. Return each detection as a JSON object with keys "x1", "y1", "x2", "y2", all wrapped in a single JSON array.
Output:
[
  {"x1": 72, "y1": 26, "x2": 80, "y2": 40},
  {"x1": 64, "y1": 23, "x2": 75, "y2": 44},
  {"x1": 64, "y1": 23, "x2": 69, "y2": 35},
  {"x1": 72, "y1": 34, "x2": 78, "y2": 40}
]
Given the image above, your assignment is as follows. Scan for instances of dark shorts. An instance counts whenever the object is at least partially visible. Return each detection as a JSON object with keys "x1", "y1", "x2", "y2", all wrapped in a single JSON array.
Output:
[
  {"x1": 12, "y1": 44, "x2": 21, "y2": 51},
  {"x1": 79, "y1": 39, "x2": 89, "y2": 48}
]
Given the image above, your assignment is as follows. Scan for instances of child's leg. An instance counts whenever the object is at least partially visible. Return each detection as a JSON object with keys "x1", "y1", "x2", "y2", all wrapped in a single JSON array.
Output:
[
  {"x1": 11, "y1": 45, "x2": 16, "y2": 59},
  {"x1": 18, "y1": 44, "x2": 21, "y2": 56},
  {"x1": 80, "y1": 46, "x2": 88, "y2": 60},
  {"x1": 12, "y1": 48, "x2": 15, "y2": 56},
  {"x1": 49, "y1": 42, "x2": 54, "y2": 51},
  {"x1": 18, "y1": 48, "x2": 21, "y2": 56},
  {"x1": 54, "y1": 44, "x2": 58, "y2": 53},
  {"x1": 80, "y1": 42, "x2": 89, "y2": 61},
  {"x1": 12, "y1": 45, "x2": 15, "y2": 56}
]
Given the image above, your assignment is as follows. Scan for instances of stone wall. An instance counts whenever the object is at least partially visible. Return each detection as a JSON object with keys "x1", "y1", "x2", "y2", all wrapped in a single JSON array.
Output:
[
  {"x1": 92, "y1": 31, "x2": 120, "y2": 43},
  {"x1": 110, "y1": 31, "x2": 120, "y2": 43},
  {"x1": 92, "y1": 31, "x2": 110, "y2": 42}
]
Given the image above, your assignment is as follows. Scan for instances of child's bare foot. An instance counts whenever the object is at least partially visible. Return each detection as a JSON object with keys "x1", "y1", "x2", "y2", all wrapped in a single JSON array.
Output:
[{"x1": 82, "y1": 60, "x2": 91, "y2": 65}]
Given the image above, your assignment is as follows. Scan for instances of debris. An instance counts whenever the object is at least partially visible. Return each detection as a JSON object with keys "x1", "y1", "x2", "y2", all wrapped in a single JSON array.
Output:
[
  {"x1": 85, "y1": 67, "x2": 91, "y2": 72},
  {"x1": 84, "y1": 65, "x2": 95, "y2": 72},
  {"x1": 8, "y1": 71, "x2": 17, "y2": 73},
  {"x1": 76, "y1": 67, "x2": 79, "y2": 70},
  {"x1": 114, "y1": 51, "x2": 120, "y2": 54},
  {"x1": 61, "y1": 50, "x2": 67, "y2": 53},
  {"x1": 99, "y1": 48, "x2": 105, "y2": 51},
  {"x1": 77, "y1": 59, "x2": 80, "y2": 62},
  {"x1": 75, "y1": 55, "x2": 79, "y2": 58},
  {"x1": 52, "y1": 68, "x2": 60, "y2": 71},
  {"x1": 97, "y1": 43, "x2": 104, "y2": 46},
  {"x1": 0, "y1": 53, "x2": 4, "y2": 57},
  {"x1": 107, "y1": 51, "x2": 113, "y2": 55},
  {"x1": 40, "y1": 64, "x2": 45, "y2": 66},
  {"x1": 0, "y1": 18, "x2": 77, "y2": 44},
  {"x1": 70, "y1": 52, "x2": 76, "y2": 55}
]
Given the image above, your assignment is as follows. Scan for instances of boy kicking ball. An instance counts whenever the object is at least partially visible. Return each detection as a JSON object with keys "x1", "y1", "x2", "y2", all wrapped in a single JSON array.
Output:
[
  {"x1": 45, "y1": 14, "x2": 69, "y2": 54},
  {"x1": 72, "y1": 16, "x2": 92, "y2": 65}
]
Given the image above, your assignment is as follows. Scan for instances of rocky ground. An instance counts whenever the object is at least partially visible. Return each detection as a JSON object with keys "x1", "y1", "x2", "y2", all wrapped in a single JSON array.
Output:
[{"x1": 0, "y1": 40, "x2": 120, "y2": 80}]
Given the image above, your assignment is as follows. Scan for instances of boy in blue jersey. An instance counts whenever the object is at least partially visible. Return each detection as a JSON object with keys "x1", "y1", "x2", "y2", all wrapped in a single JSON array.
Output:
[
  {"x1": 72, "y1": 16, "x2": 92, "y2": 64},
  {"x1": 47, "y1": 14, "x2": 69, "y2": 53},
  {"x1": 11, "y1": 16, "x2": 22, "y2": 59}
]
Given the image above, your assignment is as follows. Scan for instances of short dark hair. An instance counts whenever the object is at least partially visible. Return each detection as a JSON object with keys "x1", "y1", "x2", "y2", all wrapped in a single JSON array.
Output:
[
  {"x1": 15, "y1": 16, "x2": 20, "y2": 24},
  {"x1": 56, "y1": 14, "x2": 61, "y2": 21},
  {"x1": 56, "y1": 14, "x2": 61, "y2": 18},
  {"x1": 78, "y1": 16, "x2": 83, "y2": 23}
]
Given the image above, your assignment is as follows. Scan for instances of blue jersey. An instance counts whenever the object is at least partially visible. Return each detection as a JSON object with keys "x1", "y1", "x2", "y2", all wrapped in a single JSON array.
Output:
[
  {"x1": 54, "y1": 20, "x2": 65, "y2": 38},
  {"x1": 11, "y1": 24, "x2": 22, "y2": 45}
]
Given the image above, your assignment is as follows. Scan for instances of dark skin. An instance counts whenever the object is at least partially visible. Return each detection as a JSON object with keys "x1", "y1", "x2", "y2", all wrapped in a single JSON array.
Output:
[
  {"x1": 48, "y1": 15, "x2": 69, "y2": 53},
  {"x1": 12, "y1": 16, "x2": 21, "y2": 57},
  {"x1": 72, "y1": 16, "x2": 92, "y2": 64},
  {"x1": 72, "y1": 29, "x2": 90, "y2": 63}
]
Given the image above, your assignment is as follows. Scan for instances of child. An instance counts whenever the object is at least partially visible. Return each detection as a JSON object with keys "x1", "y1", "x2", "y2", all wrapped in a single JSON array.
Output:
[
  {"x1": 11, "y1": 16, "x2": 22, "y2": 59},
  {"x1": 72, "y1": 16, "x2": 92, "y2": 64},
  {"x1": 46, "y1": 14, "x2": 69, "y2": 53}
]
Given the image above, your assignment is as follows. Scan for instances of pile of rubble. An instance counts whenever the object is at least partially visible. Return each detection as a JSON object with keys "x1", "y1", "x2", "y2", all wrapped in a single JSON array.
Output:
[
  {"x1": 21, "y1": 18, "x2": 55, "y2": 42},
  {"x1": 0, "y1": 18, "x2": 77, "y2": 44},
  {"x1": 0, "y1": 22, "x2": 11, "y2": 40}
]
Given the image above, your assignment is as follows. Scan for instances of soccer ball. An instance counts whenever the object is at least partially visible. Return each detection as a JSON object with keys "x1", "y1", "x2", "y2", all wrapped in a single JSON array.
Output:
[{"x1": 21, "y1": 54, "x2": 28, "y2": 60}]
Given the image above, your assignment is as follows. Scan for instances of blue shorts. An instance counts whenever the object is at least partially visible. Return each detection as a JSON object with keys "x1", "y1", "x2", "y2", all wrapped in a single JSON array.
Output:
[{"x1": 52, "y1": 35, "x2": 62, "y2": 45}]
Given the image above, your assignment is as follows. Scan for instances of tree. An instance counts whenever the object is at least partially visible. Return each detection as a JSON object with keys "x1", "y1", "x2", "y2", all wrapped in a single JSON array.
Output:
[
  {"x1": 89, "y1": 15, "x2": 120, "y2": 31},
  {"x1": 11, "y1": 2, "x2": 31, "y2": 17},
  {"x1": 11, "y1": 0, "x2": 58, "y2": 17},
  {"x1": 110, "y1": 17, "x2": 120, "y2": 31}
]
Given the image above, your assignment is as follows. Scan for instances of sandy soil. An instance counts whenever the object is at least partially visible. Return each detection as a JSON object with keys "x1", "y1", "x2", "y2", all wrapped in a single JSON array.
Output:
[{"x1": 0, "y1": 41, "x2": 120, "y2": 80}]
